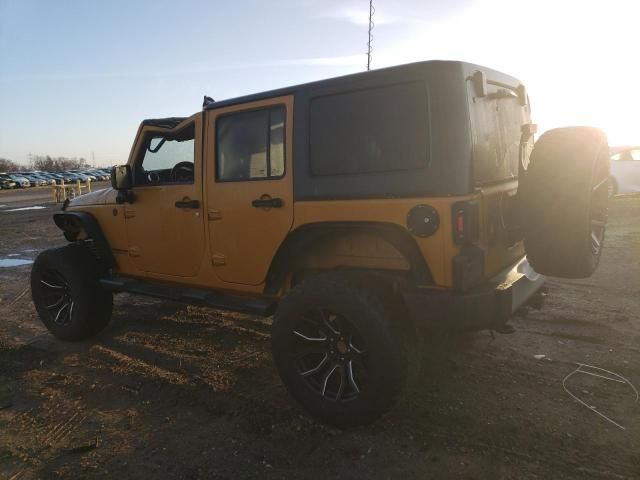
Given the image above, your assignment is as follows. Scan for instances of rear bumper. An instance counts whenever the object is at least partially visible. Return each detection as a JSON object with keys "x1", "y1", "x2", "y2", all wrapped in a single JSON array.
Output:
[{"x1": 403, "y1": 256, "x2": 545, "y2": 330}]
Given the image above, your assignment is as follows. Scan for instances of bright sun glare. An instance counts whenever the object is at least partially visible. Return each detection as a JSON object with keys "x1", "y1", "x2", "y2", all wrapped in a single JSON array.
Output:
[{"x1": 375, "y1": 0, "x2": 639, "y2": 146}]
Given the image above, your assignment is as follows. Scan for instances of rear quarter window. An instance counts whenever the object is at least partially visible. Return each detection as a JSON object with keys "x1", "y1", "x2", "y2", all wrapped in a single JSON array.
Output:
[{"x1": 309, "y1": 82, "x2": 429, "y2": 176}]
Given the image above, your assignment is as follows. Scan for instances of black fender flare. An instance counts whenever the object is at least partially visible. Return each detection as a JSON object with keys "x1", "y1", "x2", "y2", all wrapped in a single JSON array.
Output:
[
  {"x1": 264, "y1": 222, "x2": 432, "y2": 295},
  {"x1": 53, "y1": 212, "x2": 116, "y2": 270}
]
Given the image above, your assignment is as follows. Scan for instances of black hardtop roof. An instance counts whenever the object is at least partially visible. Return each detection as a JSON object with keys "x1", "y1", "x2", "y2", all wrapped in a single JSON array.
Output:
[
  {"x1": 139, "y1": 61, "x2": 524, "y2": 128},
  {"x1": 203, "y1": 60, "x2": 524, "y2": 111}
]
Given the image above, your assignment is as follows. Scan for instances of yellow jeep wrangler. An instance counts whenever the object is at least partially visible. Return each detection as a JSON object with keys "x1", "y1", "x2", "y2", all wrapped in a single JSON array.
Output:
[{"x1": 31, "y1": 61, "x2": 610, "y2": 426}]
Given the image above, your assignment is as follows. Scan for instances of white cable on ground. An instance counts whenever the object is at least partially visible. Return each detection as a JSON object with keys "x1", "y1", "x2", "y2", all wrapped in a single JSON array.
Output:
[{"x1": 562, "y1": 362, "x2": 639, "y2": 431}]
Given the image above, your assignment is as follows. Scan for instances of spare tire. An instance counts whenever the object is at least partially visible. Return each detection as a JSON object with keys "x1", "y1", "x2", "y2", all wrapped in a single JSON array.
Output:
[{"x1": 518, "y1": 127, "x2": 610, "y2": 278}]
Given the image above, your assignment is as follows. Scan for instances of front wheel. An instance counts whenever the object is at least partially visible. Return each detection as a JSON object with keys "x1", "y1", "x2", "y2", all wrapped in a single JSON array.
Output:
[
  {"x1": 271, "y1": 274, "x2": 407, "y2": 427},
  {"x1": 31, "y1": 244, "x2": 113, "y2": 341}
]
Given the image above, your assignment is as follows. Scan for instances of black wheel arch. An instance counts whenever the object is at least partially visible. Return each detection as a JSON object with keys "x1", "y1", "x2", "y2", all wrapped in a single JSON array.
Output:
[
  {"x1": 53, "y1": 212, "x2": 115, "y2": 271},
  {"x1": 264, "y1": 222, "x2": 433, "y2": 295}
]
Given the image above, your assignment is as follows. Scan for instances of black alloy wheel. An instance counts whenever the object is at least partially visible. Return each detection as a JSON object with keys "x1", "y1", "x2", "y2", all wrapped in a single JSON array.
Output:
[
  {"x1": 292, "y1": 308, "x2": 368, "y2": 402},
  {"x1": 38, "y1": 270, "x2": 75, "y2": 326},
  {"x1": 31, "y1": 244, "x2": 113, "y2": 341},
  {"x1": 272, "y1": 273, "x2": 407, "y2": 427}
]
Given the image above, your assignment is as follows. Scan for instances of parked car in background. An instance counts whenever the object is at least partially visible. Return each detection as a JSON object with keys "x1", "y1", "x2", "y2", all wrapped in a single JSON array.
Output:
[
  {"x1": 14, "y1": 173, "x2": 36, "y2": 187},
  {"x1": 30, "y1": 175, "x2": 48, "y2": 187},
  {"x1": 34, "y1": 172, "x2": 60, "y2": 185},
  {"x1": 7, "y1": 174, "x2": 31, "y2": 188},
  {"x1": 87, "y1": 169, "x2": 109, "y2": 181},
  {"x1": 68, "y1": 169, "x2": 95, "y2": 181},
  {"x1": 31, "y1": 171, "x2": 58, "y2": 185},
  {"x1": 0, "y1": 173, "x2": 17, "y2": 189},
  {"x1": 0, "y1": 168, "x2": 111, "y2": 188},
  {"x1": 98, "y1": 169, "x2": 112, "y2": 180},
  {"x1": 18, "y1": 172, "x2": 48, "y2": 187},
  {"x1": 46, "y1": 172, "x2": 66, "y2": 184},
  {"x1": 54, "y1": 171, "x2": 82, "y2": 183},
  {"x1": 28, "y1": 172, "x2": 56, "y2": 185},
  {"x1": 609, "y1": 146, "x2": 640, "y2": 197},
  {"x1": 0, "y1": 168, "x2": 111, "y2": 189},
  {"x1": 68, "y1": 171, "x2": 92, "y2": 182}
]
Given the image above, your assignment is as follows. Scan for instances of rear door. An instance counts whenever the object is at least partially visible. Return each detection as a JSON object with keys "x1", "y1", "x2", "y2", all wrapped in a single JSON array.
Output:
[
  {"x1": 205, "y1": 96, "x2": 294, "y2": 285},
  {"x1": 467, "y1": 78, "x2": 530, "y2": 277}
]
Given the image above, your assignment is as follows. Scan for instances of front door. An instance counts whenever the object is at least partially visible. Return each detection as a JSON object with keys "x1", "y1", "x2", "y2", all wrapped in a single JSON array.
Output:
[
  {"x1": 124, "y1": 114, "x2": 205, "y2": 277},
  {"x1": 205, "y1": 96, "x2": 294, "y2": 285}
]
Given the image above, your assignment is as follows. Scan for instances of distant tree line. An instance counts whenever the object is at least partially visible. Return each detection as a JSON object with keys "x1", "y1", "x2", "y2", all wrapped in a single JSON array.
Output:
[
  {"x1": 29, "y1": 155, "x2": 89, "y2": 171},
  {"x1": 0, "y1": 157, "x2": 23, "y2": 172},
  {"x1": 0, "y1": 155, "x2": 89, "y2": 172}
]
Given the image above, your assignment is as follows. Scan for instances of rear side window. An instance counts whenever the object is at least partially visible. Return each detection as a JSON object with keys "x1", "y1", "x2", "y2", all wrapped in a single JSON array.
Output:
[
  {"x1": 216, "y1": 106, "x2": 285, "y2": 181},
  {"x1": 309, "y1": 82, "x2": 429, "y2": 176}
]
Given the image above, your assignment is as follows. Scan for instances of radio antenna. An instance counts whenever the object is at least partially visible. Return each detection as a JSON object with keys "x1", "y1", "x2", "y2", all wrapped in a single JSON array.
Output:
[{"x1": 367, "y1": 0, "x2": 375, "y2": 71}]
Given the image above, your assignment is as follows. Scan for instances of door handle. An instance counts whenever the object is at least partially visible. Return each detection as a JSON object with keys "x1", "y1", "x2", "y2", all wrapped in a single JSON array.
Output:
[
  {"x1": 175, "y1": 198, "x2": 200, "y2": 209},
  {"x1": 251, "y1": 197, "x2": 283, "y2": 208}
]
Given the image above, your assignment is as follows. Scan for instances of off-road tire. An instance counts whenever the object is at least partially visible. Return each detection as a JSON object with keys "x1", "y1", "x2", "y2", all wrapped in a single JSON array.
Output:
[
  {"x1": 518, "y1": 127, "x2": 610, "y2": 278},
  {"x1": 31, "y1": 243, "x2": 113, "y2": 341},
  {"x1": 271, "y1": 273, "x2": 407, "y2": 427}
]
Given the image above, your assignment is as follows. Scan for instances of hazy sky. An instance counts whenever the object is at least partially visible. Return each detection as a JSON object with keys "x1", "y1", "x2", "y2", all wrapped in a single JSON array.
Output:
[{"x1": 1, "y1": 0, "x2": 637, "y2": 166}]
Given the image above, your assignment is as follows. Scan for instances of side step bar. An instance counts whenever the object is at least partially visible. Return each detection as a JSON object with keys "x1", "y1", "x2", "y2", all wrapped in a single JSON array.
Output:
[{"x1": 99, "y1": 275, "x2": 277, "y2": 316}]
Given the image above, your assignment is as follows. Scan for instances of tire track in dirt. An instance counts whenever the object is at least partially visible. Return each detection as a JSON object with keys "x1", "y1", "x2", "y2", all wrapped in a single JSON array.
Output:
[
  {"x1": 3, "y1": 398, "x2": 96, "y2": 480},
  {"x1": 90, "y1": 344, "x2": 191, "y2": 385},
  {"x1": 5, "y1": 286, "x2": 30, "y2": 309}
]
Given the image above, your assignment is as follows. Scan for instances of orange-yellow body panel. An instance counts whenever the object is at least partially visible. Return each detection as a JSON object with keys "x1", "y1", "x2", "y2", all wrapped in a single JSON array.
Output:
[
  {"x1": 69, "y1": 187, "x2": 523, "y2": 295},
  {"x1": 292, "y1": 198, "x2": 471, "y2": 288}
]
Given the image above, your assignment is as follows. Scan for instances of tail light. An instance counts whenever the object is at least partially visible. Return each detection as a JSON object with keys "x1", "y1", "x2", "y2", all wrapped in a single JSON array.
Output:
[{"x1": 452, "y1": 200, "x2": 480, "y2": 245}]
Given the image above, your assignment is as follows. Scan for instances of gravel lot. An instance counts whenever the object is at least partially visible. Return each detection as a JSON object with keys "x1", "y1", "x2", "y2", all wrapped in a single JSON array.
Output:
[{"x1": 1, "y1": 187, "x2": 639, "y2": 479}]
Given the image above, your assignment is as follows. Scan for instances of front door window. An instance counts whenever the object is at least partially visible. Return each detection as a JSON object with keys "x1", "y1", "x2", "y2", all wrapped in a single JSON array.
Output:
[{"x1": 137, "y1": 123, "x2": 195, "y2": 185}]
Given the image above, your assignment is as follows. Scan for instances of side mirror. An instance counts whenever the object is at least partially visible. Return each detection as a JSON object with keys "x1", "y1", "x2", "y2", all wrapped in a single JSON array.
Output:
[
  {"x1": 111, "y1": 165, "x2": 133, "y2": 190},
  {"x1": 111, "y1": 165, "x2": 135, "y2": 204}
]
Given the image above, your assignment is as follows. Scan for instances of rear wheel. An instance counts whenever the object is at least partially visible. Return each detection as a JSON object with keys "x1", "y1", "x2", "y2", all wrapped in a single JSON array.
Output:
[
  {"x1": 518, "y1": 127, "x2": 610, "y2": 278},
  {"x1": 31, "y1": 244, "x2": 113, "y2": 341},
  {"x1": 271, "y1": 274, "x2": 407, "y2": 427}
]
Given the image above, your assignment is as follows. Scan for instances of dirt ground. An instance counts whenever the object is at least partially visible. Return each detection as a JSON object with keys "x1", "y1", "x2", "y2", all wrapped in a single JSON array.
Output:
[{"x1": 1, "y1": 187, "x2": 639, "y2": 480}]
